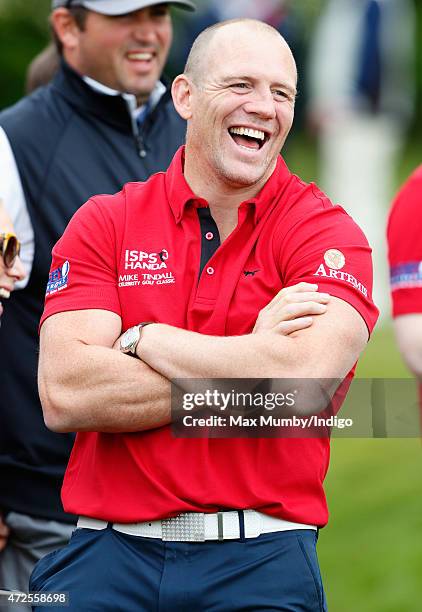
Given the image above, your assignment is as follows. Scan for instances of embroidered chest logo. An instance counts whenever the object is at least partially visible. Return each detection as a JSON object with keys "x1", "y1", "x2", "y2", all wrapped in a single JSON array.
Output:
[
  {"x1": 243, "y1": 269, "x2": 260, "y2": 277},
  {"x1": 124, "y1": 249, "x2": 169, "y2": 270},
  {"x1": 120, "y1": 248, "x2": 175, "y2": 287}
]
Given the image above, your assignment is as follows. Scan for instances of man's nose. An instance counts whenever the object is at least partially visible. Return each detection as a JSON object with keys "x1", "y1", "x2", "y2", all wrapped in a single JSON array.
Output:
[
  {"x1": 132, "y1": 14, "x2": 158, "y2": 44},
  {"x1": 9, "y1": 255, "x2": 26, "y2": 282},
  {"x1": 243, "y1": 90, "x2": 277, "y2": 120}
]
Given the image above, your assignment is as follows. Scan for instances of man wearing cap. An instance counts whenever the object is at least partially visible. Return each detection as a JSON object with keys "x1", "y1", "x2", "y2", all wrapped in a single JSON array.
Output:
[
  {"x1": 31, "y1": 19, "x2": 378, "y2": 611},
  {"x1": 0, "y1": 0, "x2": 195, "y2": 606}
]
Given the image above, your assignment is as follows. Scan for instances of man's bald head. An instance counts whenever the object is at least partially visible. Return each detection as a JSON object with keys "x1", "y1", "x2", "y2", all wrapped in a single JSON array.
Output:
[{"x1": 184, "y1": 19, "x2": 296, "y2": 87}]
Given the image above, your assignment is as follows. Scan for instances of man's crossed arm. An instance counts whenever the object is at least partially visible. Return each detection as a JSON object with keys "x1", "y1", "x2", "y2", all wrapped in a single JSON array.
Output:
[{"x1": 38, "y1": 283, "x2": 368, "y2": 433}]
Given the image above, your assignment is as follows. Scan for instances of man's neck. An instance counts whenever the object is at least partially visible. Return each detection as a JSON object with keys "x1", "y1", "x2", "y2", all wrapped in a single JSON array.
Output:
[
  {"x1": 183, "y1": 154, "x2": 275, "y2": 243},
  {"x1": 183, "y1": 153, "x2": 274, "y2": 211},
  {"x1": 65, "y1": 59, "x2": 165, "y2": 110}
]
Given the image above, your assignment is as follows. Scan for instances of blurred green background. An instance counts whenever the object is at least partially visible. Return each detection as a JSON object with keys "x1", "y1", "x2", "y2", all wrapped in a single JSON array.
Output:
[{"x1": 0, "y1": 1, "x2": 421, "y2": 610}]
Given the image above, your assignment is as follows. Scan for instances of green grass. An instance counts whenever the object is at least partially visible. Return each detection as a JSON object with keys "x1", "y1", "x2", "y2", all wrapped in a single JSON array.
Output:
[
  {"x1": 320, "y1": 326, "x2": 422, "y2": 611},
  {"x1": 321, "y1": 438, "x2": 422, "y2": 612}
]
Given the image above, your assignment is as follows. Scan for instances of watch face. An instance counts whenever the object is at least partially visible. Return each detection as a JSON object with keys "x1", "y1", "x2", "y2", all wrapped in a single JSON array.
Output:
[{"x1": 121, "y1": 326, "x2": 139, "y2": 351}]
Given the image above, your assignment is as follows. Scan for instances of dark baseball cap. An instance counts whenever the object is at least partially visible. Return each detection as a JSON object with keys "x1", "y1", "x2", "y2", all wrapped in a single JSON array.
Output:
[{"x1": 52, "y1": 1, "x2": 196, "y2": 14}]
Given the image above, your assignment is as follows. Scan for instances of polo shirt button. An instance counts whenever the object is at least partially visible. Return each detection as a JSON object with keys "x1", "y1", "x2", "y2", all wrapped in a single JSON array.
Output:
[
  {"x1": 205, "y1": 232, "x2": 214, "y2": 241},
  {"x1": 206, "y1": 266, "x2": 215, "y2": 275}
]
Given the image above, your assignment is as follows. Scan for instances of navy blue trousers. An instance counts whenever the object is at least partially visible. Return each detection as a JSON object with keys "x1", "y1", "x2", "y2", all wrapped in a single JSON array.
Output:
[{"x1": 30, "y1": 526, "x2": 327, "y2": 611}]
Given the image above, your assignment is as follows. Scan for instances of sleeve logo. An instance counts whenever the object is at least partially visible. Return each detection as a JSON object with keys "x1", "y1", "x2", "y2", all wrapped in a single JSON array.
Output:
[
  {"x1": 390, "y1": 261, "x2": 422, "y2": 290},
  {"x1": 324, "y1": 249, "x2": 345, "y2": 270},
  {"x1": 46, "y1": 261, "x2": 70, "y2": 295},
  {"x1": 314, "y1": 249, "x2": 368, "y2": 297}
]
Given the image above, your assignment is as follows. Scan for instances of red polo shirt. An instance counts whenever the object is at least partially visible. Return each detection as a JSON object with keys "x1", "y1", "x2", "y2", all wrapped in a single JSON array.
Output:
[
  {"x1": 387, "y1": 165, "x2": 422, "y2": 316},
  {"x1": 41, "y1": 147, "x2": 378, "y2": 527}
]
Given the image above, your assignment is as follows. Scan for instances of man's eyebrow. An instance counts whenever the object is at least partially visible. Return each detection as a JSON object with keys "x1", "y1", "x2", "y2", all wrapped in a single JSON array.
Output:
[{"x1": 221, "y1": 75, "x2": 297, "y2": 95}]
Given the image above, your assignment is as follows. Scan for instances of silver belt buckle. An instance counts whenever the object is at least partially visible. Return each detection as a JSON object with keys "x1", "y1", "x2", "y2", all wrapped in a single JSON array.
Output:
[{"x1": 161, "y1": 512, "x2": 205, "y2": 542}]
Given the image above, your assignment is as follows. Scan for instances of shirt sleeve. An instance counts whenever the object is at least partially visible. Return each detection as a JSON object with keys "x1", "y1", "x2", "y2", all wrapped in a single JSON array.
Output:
[
  {"x1": 0, "y1": 126, "x2": 34, "y2": 287},
  {"x1": 277, "y1": 186, "x2": 379, "y2": 336},
  {"x1": 387, "y1": 166, "x2": 422, "y2": 317},
  {"x1": 40, "y1": 195, "x2": 122, "y2": 329}
]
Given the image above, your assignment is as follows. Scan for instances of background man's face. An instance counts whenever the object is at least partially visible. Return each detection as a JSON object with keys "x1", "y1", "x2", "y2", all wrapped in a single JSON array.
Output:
[
  {"x1": 187, "y1": 25, "x2": 297, "y2": 189},
  {"x1": 72, "y1": 4, "x2": 172, "y2": 100}
]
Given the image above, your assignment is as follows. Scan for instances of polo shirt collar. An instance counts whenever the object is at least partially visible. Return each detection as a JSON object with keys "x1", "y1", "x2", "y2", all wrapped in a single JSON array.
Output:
[
  {"x1": 82, "y1": 76, "x2": 167, "y2": 121},
  {"x1": 166, "y1": 147, "x2": 291, "y2": 224}
]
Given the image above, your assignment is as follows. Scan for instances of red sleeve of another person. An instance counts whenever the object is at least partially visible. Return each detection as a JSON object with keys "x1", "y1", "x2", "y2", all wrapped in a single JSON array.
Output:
[{"x1": 387, "y1": 166, "x2": 422, "y2": 317}]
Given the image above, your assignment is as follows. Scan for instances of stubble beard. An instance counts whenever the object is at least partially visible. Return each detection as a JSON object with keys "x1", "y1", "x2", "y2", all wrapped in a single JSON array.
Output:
[{"x1": 211, "y1": 145, "x2": 271, "y2": 189}]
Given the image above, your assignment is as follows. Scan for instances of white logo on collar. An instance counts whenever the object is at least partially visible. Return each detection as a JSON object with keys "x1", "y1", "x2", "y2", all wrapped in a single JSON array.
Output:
[{"x1": 324, "y1": 249, "x2": 345, "y2": 270}]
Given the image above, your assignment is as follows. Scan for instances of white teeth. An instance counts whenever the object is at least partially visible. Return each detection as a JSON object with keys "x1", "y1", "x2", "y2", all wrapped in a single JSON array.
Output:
[
  {"x1": 229, "y1": 127, "x2": 265, "y2": 141},
  {"x1": 0, "y1": 288, "x2": 10, "y2": 299},
  {"x1": 128, "y1": 52, "x2": 153, "y2": 61}
]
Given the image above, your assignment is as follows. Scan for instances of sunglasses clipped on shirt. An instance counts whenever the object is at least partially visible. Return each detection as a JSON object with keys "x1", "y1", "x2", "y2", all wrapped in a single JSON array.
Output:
[{"x1": 0, "y1": 233, "x2": 21, "y2": 268}]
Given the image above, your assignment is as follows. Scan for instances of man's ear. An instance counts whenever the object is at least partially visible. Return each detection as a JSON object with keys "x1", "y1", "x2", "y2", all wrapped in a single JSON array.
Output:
[
  {"x1": 171, "y1": 75, "x2": 194, "y2": 120},
  {"x1": 50, "y1": 8, "x2": 83, "y2": 53}
]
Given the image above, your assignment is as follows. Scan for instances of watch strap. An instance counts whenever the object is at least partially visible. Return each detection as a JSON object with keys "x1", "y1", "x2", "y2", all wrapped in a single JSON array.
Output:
[{"x1": 130, "y1": 321, "x2": 154, "y2": 356}]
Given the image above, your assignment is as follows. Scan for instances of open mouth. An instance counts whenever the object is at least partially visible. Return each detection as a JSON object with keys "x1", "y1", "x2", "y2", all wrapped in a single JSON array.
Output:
[
  {"x1": 126, "y1": 51, "x2": 156, "y2": 65},
  {"x1": 228, "y1": 126, "x2": 269, "y2": 151}
]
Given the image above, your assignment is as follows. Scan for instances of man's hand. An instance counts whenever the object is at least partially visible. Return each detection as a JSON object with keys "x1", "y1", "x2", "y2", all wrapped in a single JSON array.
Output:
[
  {"x1": 253, "y1": 282, "x2": 330, "y2": 335},
  {"x1": 0, "y1": 512, "x2": 10, "y2": 551}
]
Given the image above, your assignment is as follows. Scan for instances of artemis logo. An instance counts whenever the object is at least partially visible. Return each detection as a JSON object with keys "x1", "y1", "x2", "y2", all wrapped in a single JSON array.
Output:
[
  {"x1": 124, "y1": 249, "x2": 169, "y2": 270},
  {"x1": 314, "y1": 263, "x2": 368, "y2": 297},
  {"x1": 324, "y1": 249, "x2": 345, "y2": 270}
]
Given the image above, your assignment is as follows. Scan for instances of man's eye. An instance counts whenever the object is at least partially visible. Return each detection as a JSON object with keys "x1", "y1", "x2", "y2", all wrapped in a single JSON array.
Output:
[
  {"x1": 272, "y1": 90, "x2": 288, "y2": 99},
  {"x1": 150, "y1": 6, "x2": 170, "y2": 18},
  {"x1": 231, "y1": 83, "x2": 249, "y2": 90}
]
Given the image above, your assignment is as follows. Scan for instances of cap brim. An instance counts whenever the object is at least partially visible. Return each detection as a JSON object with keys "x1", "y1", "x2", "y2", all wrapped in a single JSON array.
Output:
[{"x1": 81, "y1": 0, "x2": 195, "y2": 15}]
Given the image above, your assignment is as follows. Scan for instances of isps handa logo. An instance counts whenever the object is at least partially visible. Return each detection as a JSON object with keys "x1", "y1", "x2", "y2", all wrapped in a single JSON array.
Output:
[
  {"x1": 46, "y1": 261, "x2": 70, "y2": 296},
  {"x1": 121, "y1": 248, "x2": 175, "y2": 287},
  {"x1": 124, "y1": 248, "x2": 169, "y2": 271}
]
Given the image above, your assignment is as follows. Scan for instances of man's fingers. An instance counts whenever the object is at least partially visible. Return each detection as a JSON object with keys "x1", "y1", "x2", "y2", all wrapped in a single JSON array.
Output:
[
  {"x1": 278, "y1": 317, "x2": 313, "y2": 335},
  {"x1": 271, "y1": 301, "x2": 327, "y2": 322},
  {"x1": 281, "y1": 291, "x2": 330, "y2": 305},
  {"x1": 265, "y1": 284, "x2": 326, "y2": 310},
  {"x1": 254, "y1": 285, "x2": 330, "y2": 333},
  {"x1": 282, "y1": 282, "x2": 319, "y2": 293}
]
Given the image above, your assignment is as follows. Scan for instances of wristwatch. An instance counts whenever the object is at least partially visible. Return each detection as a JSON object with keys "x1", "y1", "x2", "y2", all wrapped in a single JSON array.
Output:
[{"x1": 119, "y1": 322, "x2": 153, "y2": 357}]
